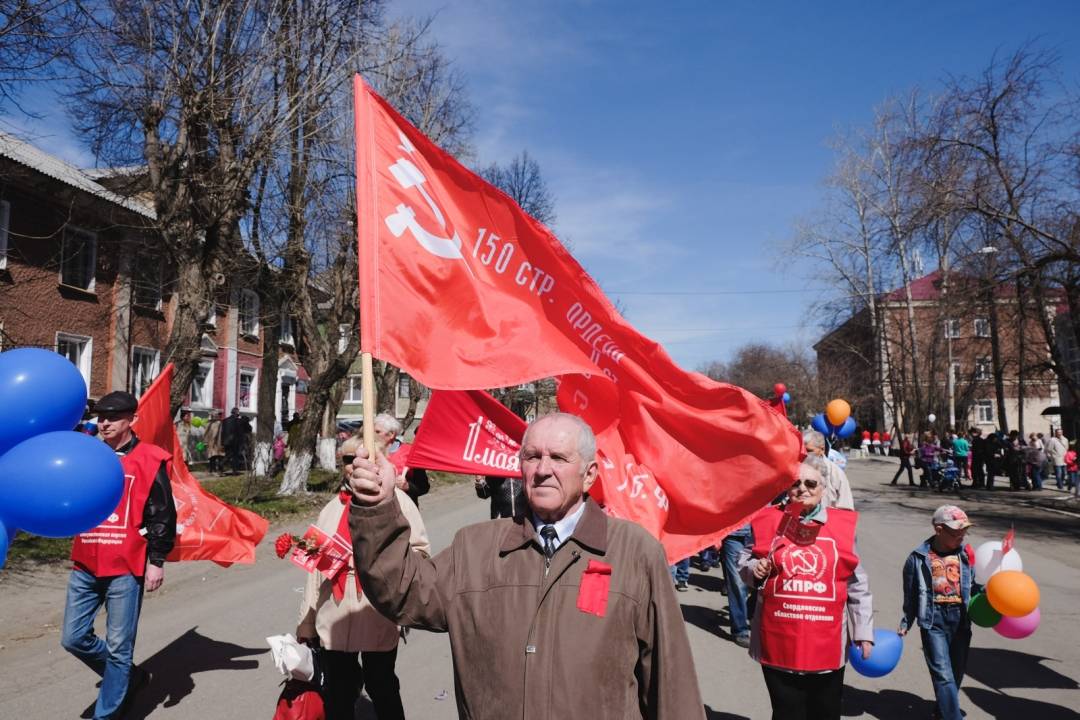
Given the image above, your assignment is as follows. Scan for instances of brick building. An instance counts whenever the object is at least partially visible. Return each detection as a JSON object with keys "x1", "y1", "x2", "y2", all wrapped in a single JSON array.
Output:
[
  {"x1": 816, "y1": 270, "x2": 1059, "y2": 436},
  {"x1": 0, "y1": 131, "x2": 306, "y2": 430}
]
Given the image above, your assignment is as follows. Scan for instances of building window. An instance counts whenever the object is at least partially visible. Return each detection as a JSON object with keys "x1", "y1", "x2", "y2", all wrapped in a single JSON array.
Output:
[
  {"x1": 238, "y1": 368, "x2": 257, "y2": 411},
  {"x1": 944, "y1": 319, "x2": 961, "y2": 339},
  {"x1": 975, "y1": 357, "x2": 991, "y2": 381},
  {"x1": 950, "y1": 361, "x2": 961, "y2": 382},
  {"x1": 974, "y1": 318, "x2": 990, "y2": 338},
  {"x1": 0, "y1": 199, "x2": 10, "y2": 270},
  {"x1": 56, "y1": 332, "x2": 92, "y2": 388},
  {"x1": 133, "y1": 253, "x2": 163, "y2": 309},
  {"x1": 280, "y1": 308, "x2": 295, "y2": 346},
  {"x1": 190, "y1": 361, "x2": 214, "y2": 407},
  {"x1": 238, "y1": 290, "x2": 259, "y2": 337},
  {"x1": 398, "y1": 373, "x2": 411, "y2": 398},
  {"x1": 131, "y1": 346, "x2": 159, "y2": 398},
  {"x1": 976, "y1": 399, "x2": 994, "y2": 424},
  {"x1": 346, "y1": 375, "x2": 362, "y2": 403},
  {"x1": 60, "y1": 226, "x2": 97, "y2": 291}
]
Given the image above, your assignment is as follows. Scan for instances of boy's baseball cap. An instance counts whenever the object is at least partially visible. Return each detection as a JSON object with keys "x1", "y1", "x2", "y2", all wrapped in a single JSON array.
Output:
[{"x1": 932, "y1": 505, "x2": 973, "y2": 530}]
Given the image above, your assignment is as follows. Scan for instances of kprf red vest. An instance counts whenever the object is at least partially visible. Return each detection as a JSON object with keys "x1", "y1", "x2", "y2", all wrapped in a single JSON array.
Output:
[
  {"x1": 71, "y1": 442, "x2": 172, "y2": 578},
  {"x1": 751, "y1": 505, "x2": 859, "y2": 672}
]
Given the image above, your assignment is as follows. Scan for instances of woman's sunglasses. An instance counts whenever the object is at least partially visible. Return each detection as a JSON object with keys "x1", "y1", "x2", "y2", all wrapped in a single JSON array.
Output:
[{"x1": 791, "y1": 478, "x2": 819, "y2": 490}]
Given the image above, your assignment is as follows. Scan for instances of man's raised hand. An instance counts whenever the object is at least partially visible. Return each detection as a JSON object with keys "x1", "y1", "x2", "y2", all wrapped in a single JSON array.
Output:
[{"x1": 348, "y1": 446, "x2": 397, "y2": 506}]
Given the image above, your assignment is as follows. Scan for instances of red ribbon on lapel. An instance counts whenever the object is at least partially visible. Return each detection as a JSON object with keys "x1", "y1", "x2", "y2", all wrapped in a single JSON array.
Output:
[{"x1": 577, "y1": 559, "x2": 613, "y2": 617}]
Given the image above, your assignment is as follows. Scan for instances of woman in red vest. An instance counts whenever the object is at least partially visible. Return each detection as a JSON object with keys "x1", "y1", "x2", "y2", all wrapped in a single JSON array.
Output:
[{"x1": 738, "y1": 455, "x2": 875, "y2": 720}]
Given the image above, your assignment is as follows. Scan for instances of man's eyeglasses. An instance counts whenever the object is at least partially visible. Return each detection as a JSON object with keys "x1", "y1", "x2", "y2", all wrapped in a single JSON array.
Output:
[
  {"x1": 792, "y1": 478, "x2": 819, "y2": 490},
  {"x1": 341, "y1": 455, "x2": 356, "y2": 465}
]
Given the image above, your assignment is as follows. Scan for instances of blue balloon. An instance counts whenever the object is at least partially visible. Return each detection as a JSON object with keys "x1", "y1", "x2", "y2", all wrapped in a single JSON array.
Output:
[
  {"x1": 83, "y1": 422, "x2": 98, "y2": 436},
  {"x1": 0, "y1": 517, "x2": 9, "y2": 569},
  {"x1": 782, "y1": 392, "x2": 791, "y2": 404},
  {"x1": 811, "y1": 413, "x2": 831, "y2": 436},
  {"x1": 0, "y1": 432, "x2": 123, "y2": 538},
  {"x1": 835, "y1": 416, "x2": 857, "y2": 439},
  {"x1": 0, "y1": 349, "x2": 88, "y2": 455},
  {"x1": 849, "y1": 629, "x2": 903, "y2": 678}
]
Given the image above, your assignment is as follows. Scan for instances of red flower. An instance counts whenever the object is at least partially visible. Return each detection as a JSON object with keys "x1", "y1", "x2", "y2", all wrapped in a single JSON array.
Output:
[{"x1": 274, "y1": 533, "x2": 293, "y2": 559}]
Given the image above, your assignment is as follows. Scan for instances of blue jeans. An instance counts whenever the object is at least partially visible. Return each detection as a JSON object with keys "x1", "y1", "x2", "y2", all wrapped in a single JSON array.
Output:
[
  {"x1": 669, "y1": 557, "x2": 690, "y2": 584},
  {"x1": 1030, "y1": 464, "x2": 1044, "y2": 489},
  {"x1": 1071, "y1": 471, "x2": 1079, "y2": 496},
  {"x1": 721, "y1": 528, "x2": 752, "y2": 637},
  {"x1": 698, "y1": 547, "x2": 719, "y2": 567},
  {"x1": 920, "y1": 603, "x2": 971, "y2": 720},
  {"x1": 1054, "y1": 465, "x2": 1066, "y2": 489},
  {"x1": 61, "y1": 569, "x2": 144, "y2": 719}
]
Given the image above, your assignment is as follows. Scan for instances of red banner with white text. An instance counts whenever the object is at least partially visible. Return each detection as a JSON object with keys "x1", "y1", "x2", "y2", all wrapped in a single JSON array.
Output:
[
  {"x1": 354, "y1": 75, "x2": 803, "y2": 561},
  {"x1": 133, "y1": 365, "x2": 269, "y2": 566},
  {"x1": 407, "y1": 390, "x2": 526, "y2": 477}
]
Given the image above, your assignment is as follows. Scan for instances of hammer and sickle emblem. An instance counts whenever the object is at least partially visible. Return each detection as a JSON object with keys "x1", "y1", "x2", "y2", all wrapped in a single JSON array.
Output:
[
  {"x1": 384, "y1": 131, "x2": 473, "y2": 276},
  {"x1": 788, "y1": 547, "x2": 821, "y2": 576}
]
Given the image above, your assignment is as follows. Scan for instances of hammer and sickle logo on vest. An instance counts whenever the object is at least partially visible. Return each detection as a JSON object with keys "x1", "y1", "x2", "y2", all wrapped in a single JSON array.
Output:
[
  {"x1": 384, "y1": 131, "x2": 474, "y2": 277},
  {"x1": 783, "y1": 545, "x2": 826, "y2": 579}
]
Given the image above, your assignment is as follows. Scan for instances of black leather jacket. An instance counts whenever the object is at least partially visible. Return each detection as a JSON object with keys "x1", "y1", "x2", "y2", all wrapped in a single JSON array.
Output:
[{"x1": 474, "y1": 476, "x2": 526, "y2": 519}]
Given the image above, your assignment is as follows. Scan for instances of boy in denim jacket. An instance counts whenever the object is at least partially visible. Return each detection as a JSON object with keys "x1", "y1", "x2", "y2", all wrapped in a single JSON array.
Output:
[{"x1": 899, "y1": 505, "x2": 979, "y2": 720}]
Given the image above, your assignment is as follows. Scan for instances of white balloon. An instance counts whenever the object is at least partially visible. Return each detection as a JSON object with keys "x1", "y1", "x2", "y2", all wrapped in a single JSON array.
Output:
[
  {"x1": 928, "y1": 414, "x2": 937, "y2": 423},
  {"x1": 973, "y1": 540, "x2": 1023, "y2": 585}
]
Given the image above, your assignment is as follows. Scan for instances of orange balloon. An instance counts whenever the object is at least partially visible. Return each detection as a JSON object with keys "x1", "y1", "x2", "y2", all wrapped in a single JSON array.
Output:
[
  {"x1": 825, "y1": 399, "x2": 851, "y2": 427},
  {"x1": 986, "y1": 570, "x2": 1040, "y2": 618}
]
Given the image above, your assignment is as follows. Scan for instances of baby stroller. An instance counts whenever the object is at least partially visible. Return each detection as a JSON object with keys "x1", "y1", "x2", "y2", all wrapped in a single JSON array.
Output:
[{"x1": 937, "y1": 456, "x2": 961, "y2": 493}]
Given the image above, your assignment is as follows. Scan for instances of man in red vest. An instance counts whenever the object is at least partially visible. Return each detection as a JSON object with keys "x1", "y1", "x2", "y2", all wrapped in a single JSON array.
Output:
[{"x1": 61, "y1": 391, "x2": 176, "y2": 719}]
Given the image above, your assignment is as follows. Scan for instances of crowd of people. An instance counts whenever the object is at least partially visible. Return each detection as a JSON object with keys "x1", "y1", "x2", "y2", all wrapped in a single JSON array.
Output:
[
  {"x1": 884, "y1": 426, "x2": 1077, "y2": 495},
  {"x1": 60, "y1": 406, "x2": 1016, "y2": 720}
]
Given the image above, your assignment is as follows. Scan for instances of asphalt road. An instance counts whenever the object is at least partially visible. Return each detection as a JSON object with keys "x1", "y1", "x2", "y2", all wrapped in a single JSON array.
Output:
[{"x1": 1, "y1": 458, "x2": 1079, "y2": 719}]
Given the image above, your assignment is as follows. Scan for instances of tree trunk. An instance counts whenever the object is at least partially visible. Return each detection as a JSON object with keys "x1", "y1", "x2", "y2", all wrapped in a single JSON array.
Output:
[{"x1": 165, "y1": 261, "x2": 216, "y2": 414}]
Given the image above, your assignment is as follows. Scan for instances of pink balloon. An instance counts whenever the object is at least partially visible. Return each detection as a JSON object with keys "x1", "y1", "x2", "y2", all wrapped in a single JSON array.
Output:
[{"x1": 994, "y1": 607, "x2": 1040, "y2": 639}]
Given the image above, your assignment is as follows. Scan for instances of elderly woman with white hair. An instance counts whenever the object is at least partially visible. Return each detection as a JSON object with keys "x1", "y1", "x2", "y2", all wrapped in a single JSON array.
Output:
[
  {"x1": 738, "y1": 455, "x2": 875, "y2": 720},
  {"x1": 802, "y1": 430, "x2": 854, "y2": 510},
  {"x1": 372, "y1": 413, "x2": 430, "y2": 507}
]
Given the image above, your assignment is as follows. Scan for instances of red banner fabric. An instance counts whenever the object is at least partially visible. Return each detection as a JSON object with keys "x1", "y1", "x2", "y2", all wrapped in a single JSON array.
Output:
[
  {"x1": 353, "y1": 75, "x2": 803, "y2": 562},
  {"x1": 407, "y1": 390, "x2": 527, "y2": 478},
  {"x1": 132, "y1": 365, "x2": 269, "y2": 565}
]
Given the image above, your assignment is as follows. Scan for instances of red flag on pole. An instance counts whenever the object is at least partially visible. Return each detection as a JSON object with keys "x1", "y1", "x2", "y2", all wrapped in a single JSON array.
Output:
[
  {"x1": 407, "y1": 390, "x2": 527, "y2": 478},
  {"x1": 353, "y1": 75, "x2": 803, "y2": 562},
  {"x1": 132, "y1": 365, "x2": 269, "y2": 565}
]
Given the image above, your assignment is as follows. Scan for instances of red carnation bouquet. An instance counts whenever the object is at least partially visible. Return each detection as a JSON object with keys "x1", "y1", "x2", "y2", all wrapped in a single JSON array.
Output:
[
  {"x1": 274, "y1": 526, "x2": 351, "y2": 581},
  {"x1": 274, "y1": 530, "x2": 322, "y2": 560}
]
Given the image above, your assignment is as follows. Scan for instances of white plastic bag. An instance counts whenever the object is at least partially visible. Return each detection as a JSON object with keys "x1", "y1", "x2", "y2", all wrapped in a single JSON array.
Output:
[{"x1": 266, "y1": 633, "x2": 316, "y2": 682}]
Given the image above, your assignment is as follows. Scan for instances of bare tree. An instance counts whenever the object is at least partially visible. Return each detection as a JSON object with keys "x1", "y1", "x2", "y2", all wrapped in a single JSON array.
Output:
[
  {"x1": 480, "y1": 150, "x2": 556, "y2": 227},
  {"x1": 0, "y1": 0, "x2": 80, "y2": 108},
  {"x1": 274, "y1": 16, "x2": 476, "y2": 494},
  {"x1": 65, "y1": 0, "x2": 334, "y2": 413}
]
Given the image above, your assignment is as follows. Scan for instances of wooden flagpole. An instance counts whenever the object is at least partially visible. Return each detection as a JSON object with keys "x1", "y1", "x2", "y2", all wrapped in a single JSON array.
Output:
[{"x1": 361, "y1": 352, "x2": 376, "y2": 459}]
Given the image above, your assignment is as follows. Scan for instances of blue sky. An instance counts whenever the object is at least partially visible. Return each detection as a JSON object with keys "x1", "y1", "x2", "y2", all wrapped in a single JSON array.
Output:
[
  {"x1": 6, "y1": 1, "x2": 1080, "y2": 375},
  {"x1": 390, "y1": 0, "x2": 1080, "y2": 372}
]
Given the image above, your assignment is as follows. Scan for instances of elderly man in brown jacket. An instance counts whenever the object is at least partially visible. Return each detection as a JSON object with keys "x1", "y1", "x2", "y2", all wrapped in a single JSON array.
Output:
[{"x1": 347, "y1": 412, "x2": 705, "y2": 720}]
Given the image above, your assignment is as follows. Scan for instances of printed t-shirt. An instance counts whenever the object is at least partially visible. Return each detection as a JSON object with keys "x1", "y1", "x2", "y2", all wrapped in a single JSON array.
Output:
[{"x1": 929, "y1": 549, "x2": 963, "y2": 604}]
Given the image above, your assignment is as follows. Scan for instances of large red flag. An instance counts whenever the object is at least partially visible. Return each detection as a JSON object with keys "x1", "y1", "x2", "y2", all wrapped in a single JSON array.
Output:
[
  {"x1": 132, "y1": 365, "x2": 268, "y2": 565},
  {"x1": 407, "y1": 390, "x2": 527, "y2": 478},
  {"x1": 354, "y1": 76, "x2": 803, "y2": 561}
]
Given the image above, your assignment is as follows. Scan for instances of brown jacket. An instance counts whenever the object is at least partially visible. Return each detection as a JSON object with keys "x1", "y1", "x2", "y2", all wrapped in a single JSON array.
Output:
[{"x1": 350, "y1": 496, "x2": 704, "y2": 720}]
